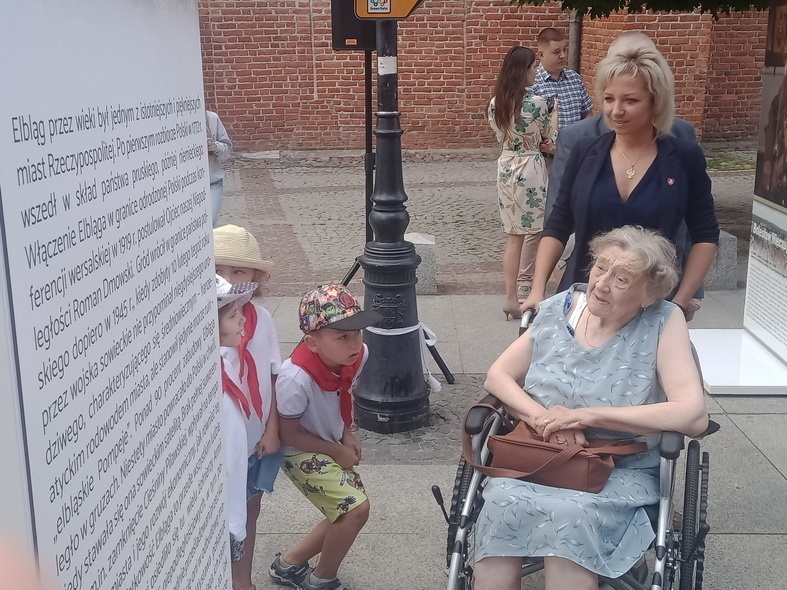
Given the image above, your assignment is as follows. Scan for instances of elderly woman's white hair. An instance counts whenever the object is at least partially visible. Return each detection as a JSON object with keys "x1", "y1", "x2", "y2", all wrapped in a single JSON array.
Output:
[
  {"x1": 588, "y1": 226, "x2": 679, "y2": 301},
  {"x1": 595, "y1": 47, "x2": 675, "y2": 137}
]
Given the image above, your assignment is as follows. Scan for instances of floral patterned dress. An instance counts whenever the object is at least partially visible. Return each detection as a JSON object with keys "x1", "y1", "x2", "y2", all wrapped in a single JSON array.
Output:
[{"x1": 488, "y1": 94, "x2": 555, "y2": 235}]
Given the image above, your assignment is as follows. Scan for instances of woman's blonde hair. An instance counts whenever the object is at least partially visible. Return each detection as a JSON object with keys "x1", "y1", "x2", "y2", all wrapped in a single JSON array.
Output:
[
  {"x1": 595, "y1": 47, "x2": 675, "y2": 137},
  {"x1": 588, "y1": 226, "x2": 679, "y2": 301}
]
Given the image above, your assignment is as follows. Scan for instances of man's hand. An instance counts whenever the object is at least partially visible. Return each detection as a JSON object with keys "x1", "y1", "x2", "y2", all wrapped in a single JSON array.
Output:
[
  {"x1": 540, "y1": 138, "x2": 556, "y2": 155},
  {"x1": 256, "y1": 429, "x2": 280, "y2": 458},
  {"x1": 207, "y1": 137, "x2": 218, "y2": 154}
]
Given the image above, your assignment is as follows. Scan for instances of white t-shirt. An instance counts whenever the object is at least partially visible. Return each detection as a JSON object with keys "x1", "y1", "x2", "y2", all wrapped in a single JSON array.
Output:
[
  {"x1": 276, "y1": 344, "x2": 368, "y2": 457},
  {"x1": 219, "y1": 303, "x2": 281, "y2": 541},
  {"x1": 220, "y1": 393, "x2": 248, "y2": 541},
  {"x1": 220, "y1": 304, "x2": 281, "y2": 456}
]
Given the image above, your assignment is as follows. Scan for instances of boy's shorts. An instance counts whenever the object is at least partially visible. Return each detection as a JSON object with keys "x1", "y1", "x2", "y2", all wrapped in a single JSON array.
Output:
[{"x1": 282, "y1": 452, "x2": 368, "y2": 523}]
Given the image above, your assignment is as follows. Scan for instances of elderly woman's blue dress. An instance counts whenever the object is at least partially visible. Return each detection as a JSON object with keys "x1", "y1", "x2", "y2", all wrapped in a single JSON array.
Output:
[{"x1": 475, "y1": 286, "x2": 674, "y2": 578}]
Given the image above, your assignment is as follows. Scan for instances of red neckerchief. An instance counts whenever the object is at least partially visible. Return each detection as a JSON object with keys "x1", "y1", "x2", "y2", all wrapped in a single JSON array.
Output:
[
  {"x1": 290, "y1": 342, "x2": 363, "y2": 427},
  {"x1": 238, "y1": 302, "x2": 264, "y2": 419},
  {"x1": 221, "y1": 358, "x2": 251, "y2": 418}
]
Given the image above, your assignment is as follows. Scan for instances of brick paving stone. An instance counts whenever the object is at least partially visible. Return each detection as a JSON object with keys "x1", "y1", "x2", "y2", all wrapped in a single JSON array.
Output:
[{"x1": 220, "y1": 154, "x2": 755, "y2": 299}]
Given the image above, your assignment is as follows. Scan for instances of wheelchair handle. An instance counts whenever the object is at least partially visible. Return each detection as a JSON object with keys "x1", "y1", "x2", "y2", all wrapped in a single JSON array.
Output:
[{"x1": 518, "y1": 308, "x2": 536, "y2": 336}]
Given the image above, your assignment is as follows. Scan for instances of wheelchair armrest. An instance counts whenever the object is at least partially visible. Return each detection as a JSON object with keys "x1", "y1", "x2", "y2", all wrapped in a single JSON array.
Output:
[
  {"x1": 659, "y1": 431, "x2": 684, "y2": 460},
  {"x1": 657, "y1": 418, "x2": 719, "y2": 459},
  {"x1": 465, "y1": 394, "x2": 503, "y2": 435}
]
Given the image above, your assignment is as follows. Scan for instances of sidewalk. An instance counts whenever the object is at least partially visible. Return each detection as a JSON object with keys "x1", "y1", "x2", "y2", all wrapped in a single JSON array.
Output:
[{"x1": 220, "y1": 154, "x2": 786, "y2": 589}]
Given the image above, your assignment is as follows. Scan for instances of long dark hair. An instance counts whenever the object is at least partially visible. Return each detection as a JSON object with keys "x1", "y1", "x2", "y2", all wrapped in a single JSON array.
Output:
[{"x1": 493, "y1": 46, "x2": 536, "y2": 134}]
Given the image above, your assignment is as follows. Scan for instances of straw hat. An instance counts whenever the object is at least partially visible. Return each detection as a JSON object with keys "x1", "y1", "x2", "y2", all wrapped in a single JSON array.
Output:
[{"x1": 213, "y1": 224, "x2": 273, "y2": 273}]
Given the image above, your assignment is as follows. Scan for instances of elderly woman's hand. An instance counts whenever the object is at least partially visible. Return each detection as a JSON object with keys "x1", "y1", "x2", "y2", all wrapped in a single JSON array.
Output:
[
  {"x1": 535, "y1": 406, "x2": 589, "y2": 440},
  {"x1": 546, "y1": 428, "x2": 588, "y2": 447}
]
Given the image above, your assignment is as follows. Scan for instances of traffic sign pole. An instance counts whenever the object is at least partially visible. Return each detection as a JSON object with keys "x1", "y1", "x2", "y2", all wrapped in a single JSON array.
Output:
[{"x1": 353, "y1": 18, "x2": 430, "y2": 433}]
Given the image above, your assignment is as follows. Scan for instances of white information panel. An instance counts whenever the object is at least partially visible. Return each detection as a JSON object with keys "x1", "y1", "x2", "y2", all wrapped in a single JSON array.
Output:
[
  {"x1": 744, "y1": 199, "x2": 787, "y2": 362},
  {"x1": 0, "y1": 2, "x2": 230, "y2": 589}
]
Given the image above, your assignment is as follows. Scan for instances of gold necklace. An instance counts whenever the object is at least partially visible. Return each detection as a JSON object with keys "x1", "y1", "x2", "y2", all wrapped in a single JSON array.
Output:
[
  {"x1": 614, "y1": 139, "x2": 655, "y2": 179},
  {"x1": 583, "y1": 310, "x2": 599, "y2": 348}
]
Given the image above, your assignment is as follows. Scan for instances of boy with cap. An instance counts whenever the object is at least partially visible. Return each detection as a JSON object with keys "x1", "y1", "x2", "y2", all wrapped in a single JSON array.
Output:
[{"x1": 270, "y1": 285, "x2": 381, "y2": 590}]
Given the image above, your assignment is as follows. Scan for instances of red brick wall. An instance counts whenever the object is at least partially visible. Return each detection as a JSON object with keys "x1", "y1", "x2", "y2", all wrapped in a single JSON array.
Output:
[
  {"x1": 581, "y1": 11, "x2": 714, "y2": 137},
  {"x1": 199, "y1": 1, "x2": 766, "y2": 151},
  {"x1": 198, "y1": 0, "x2": 569, "y2": 151},
  {"x1": 702, "y1": 9, "x2": 768, "y2": 142}
]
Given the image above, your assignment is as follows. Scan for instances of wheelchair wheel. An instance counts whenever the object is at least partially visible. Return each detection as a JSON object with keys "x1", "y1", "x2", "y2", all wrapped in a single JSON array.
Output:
[
  {"x1": 679, "y1": 440, "x2": 709, "y2": 590},
  {"x1": 446, "y1": 457, "x2": 477, "y2": 588}
]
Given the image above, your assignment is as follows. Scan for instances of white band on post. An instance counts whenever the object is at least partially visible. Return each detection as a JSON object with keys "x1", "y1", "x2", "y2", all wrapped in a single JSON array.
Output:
[{"x1": 365, "y1": 322, "x2": 442, "y2": 393}]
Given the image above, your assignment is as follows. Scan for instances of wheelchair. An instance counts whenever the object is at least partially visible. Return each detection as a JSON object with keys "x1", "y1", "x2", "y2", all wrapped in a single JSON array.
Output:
[{"x1": 432, "y1": 313, "x2": 718, "y2": 590}]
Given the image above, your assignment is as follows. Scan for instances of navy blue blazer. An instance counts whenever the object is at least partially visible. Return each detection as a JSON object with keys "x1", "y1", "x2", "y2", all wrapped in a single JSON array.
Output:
[
  {"x1": 543, "y1": 131, "x2": 719, "y2": 292},
  {"x1": 546, "y1": 114, "x2": 697, "y2": 219}
]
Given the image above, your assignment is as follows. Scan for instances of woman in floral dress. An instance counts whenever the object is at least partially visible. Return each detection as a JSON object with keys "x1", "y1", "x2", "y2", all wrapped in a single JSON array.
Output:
[{"x1": 489, "y1": 46, "x2": 556, "y2": 319}]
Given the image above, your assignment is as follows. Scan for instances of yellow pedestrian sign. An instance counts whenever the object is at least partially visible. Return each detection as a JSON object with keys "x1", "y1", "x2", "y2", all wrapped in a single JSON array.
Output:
[{"x1": 354, "y1": 0, "x2": 424, "y2": 19}]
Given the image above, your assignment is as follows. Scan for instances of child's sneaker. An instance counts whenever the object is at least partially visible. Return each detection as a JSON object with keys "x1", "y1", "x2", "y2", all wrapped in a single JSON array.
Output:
[
  {"x1": 300, "y1": 575, "x2": 349, "y2": 590},
  {"x1": 269, "y1": 553, "x2": 311, "y2": 588}
]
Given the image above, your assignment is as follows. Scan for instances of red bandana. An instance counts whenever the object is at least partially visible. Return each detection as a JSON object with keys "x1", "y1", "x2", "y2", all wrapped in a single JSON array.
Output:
[
  {"x1": 221, "y1": 358, "x2": 251, "y2": 418},
  {"x1": 238, "y1": 302, "x2": 264, "y2": 419},
  {"x1": 290, "y1": 342, "x2": 364, "y2": 427}
]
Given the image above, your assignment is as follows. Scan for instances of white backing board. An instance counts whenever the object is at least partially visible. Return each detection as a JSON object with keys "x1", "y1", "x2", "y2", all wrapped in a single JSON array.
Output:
[
  {"x1": 691, "y1": 329, "x2": 787, "y2": 395},
  {"x1": 0, "y1": 2, "x2": 231, "y2": 588}
]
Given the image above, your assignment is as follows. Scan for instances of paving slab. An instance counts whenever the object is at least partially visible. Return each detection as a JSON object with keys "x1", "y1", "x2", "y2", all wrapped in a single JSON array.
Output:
[
  {"x1": 703, "y1": 534, "x2": 787, "y2": 590},
  {"x1": 729, "y1": 414, "x2": 787, "y2": 478},
  {"x1": 698, "y1": 415, "x2": 787, "y2": 534},
  {"x1": 714, "y1": 395, "x2": 787, "y2": 414}
]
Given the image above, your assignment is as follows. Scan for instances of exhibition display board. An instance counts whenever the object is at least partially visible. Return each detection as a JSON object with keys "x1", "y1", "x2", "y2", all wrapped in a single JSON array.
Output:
[
  {"x1": 692, "y1": 0, "x2": 787, "y2": 396},
  {"x1": 0, "y1": 1, "x2": 232, "y2": 588}
]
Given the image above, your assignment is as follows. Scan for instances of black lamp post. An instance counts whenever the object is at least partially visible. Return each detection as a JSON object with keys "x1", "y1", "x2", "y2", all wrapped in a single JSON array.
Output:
[{"x1": 354, "y1": 19, "x2": 430, "y2": 434}]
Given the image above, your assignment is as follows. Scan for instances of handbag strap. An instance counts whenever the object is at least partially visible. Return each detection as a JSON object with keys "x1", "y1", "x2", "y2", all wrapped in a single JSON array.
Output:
[
  {"x1": 461, "y1": 404, "x2": 648, "y2": 480},
  {"x1": 583, "y1": 439, "x2": 649, "y2": 455}
]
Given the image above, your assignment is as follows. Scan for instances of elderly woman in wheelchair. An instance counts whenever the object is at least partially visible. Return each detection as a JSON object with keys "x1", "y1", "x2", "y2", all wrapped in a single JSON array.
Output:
[{"x1": 472, "y1": 226, "x2": 709, "y2": 590}]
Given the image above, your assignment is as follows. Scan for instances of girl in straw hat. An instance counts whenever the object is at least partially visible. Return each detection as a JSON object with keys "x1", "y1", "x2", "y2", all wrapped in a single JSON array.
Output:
[{"x1": 214, "y1": 225, "x2": 280, "y2": 590}]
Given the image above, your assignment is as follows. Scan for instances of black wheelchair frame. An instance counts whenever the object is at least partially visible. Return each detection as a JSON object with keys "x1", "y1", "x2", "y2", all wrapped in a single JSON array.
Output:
[{"x1": 433, "y1": 313, "x2": 717, "y2": 590}]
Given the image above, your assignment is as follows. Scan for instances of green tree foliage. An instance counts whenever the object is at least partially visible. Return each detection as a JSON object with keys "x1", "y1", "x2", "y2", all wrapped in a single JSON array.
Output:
[{"x1": 513, "y1": 1, "x2": 768, "y2": 18}]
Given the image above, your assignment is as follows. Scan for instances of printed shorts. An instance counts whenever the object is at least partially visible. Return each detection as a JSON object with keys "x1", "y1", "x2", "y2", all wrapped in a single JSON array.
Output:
[{"x1": 282, "y1": 452, "x2": 368, "y2": 523}]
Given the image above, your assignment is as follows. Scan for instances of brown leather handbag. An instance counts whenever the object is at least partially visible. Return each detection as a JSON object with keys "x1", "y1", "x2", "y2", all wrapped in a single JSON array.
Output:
[{"x1": 461, "y1": 404, "x2": 648, "y2": 494}]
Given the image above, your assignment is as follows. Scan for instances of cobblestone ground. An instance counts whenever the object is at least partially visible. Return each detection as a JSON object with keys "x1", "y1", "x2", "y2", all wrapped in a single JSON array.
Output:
[
  {"x1": 221, "y1": 151, "x2": 512, "y2": 296},
  {"x1": 356, "y1": 374, "x2": 486, "y2": 465},
  {"x1": 220, "y1": 150, "x2": 756, "y2": 298}
]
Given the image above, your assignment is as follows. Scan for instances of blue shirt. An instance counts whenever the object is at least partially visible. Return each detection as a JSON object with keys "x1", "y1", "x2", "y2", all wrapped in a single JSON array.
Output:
[{"x1": 530, "y1": 66, "x2": 593, "y2": 130}]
